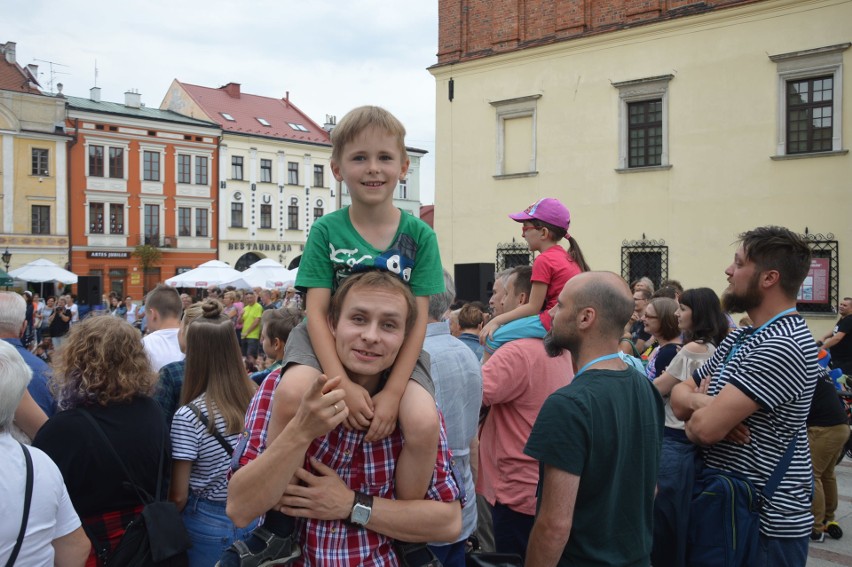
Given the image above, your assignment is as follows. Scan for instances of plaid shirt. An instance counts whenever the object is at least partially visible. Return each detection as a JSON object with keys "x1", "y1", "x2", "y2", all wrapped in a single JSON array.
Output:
[
  {"x1": 237, "y1": 369, "x2": 460, "y2": 566},
  {"x1": 82, "y1": 504, "x2": 144, "y2": 566},
  {"x1": 154, "y1": 359, "x2": 185, "y2": 422}
]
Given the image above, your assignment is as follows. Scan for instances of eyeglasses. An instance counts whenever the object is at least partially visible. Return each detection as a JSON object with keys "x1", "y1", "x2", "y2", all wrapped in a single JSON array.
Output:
[{"x1": 644, "y1": 315, "x2": 658, "y2": 320}]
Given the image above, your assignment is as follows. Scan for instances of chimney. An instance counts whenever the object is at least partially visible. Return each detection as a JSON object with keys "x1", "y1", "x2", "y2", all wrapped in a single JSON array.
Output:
[
  {"x1": 26, "y1": 63, "x2": 38, "y2": 81},
  {"x1": 90, "y1": 86, "x2": 101, "y2": 102},
  {"x1": 3, "y1": 41, "x2": 15, "y2": 64},
  {"x1": 284, "y1": 91, "x2": 290, "y2": 108},
  {"x1": 323, "y1": 114, "x2": 337, "y2": 132},
  {"x1": 125, "y1": 89, "x2": 142, "y2": 108},
  {"x1": 222, "y1": 82, "x2": 241, "y2": 98}
]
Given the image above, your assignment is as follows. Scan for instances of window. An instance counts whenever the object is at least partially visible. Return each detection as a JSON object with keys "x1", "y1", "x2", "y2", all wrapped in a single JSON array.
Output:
[
  {"x1": 313, "y1": 207, "x2": 324, "y2": 219},
  {"x1": 220, "y1": 112, "x2": 235, "y2": 121},
  {"x1": 178, "y1": 207, "x2": 191, "y2": 237},
  {"x1": 110, "y1": 204, "x2": 124, "y2": 234},
  {"x1": 143, "y1": 151, "x2": 160, "y2": 181},
  {"x1": 177, "y1": 154, "x2": 191, "y2": 183},
  {"x1": 260, "y1": 204, "x2": 272, "y2": 228},
  {"x1": 195, "y1": 156, "x2": 208, "y2": 185},
  {"x1": 627, "y1": 100, "x2": 663, "y2": 167},
  {"x1": 796, "y1": 232, "x2": 839, "y2": 314},
  {"x1": 288, "y1": 122, "x2": 309, "y2": 132},
  {"x1": 109, "y1": 147, "x2": 124, "y2": 178},
  {"x1": 786, "y1": 76, "x2": 834, "y2": 154},
  {"x1": 144, "y1": 204, "x2": 160, "y2": 244},
  {"x1": 621, "y1": 237, "x2": 669, "y2": 289},
  {"x1": 288, "y1": 202, "x2": 298, "y2": 229},
  {"x1": 232, "y1": 156, "x2": 244, "y2": 180},
  {"x1": 288, "y1": 162, "x2": 299, "y2": 185},
  {"x1": 195, "y1": 208, "x2": 208, "y2": 237},
  {"x1": 313, "y1": 165, "x2": 324, "y2": 187},
  {"x1": 31, "y1": 205, "x2": 49, "y2": 234},
  {"x1": 613, "y1": 75, "x2": 673, "y2": 171},
  {"x1": 490, "y1": 95, "x2": 541, "y2": 177},
  {"x1": 89, "y1": 145, "x2": 104, "y2": 177},
  {"x1": 89, "y1": 203, "x2": 104, "y2": 233},
  {"x1": 256, "y1": 117, "x2": 271, "y2": 126},
  {"x1": 260, "y1": 159, "x2": 272, "y2": 183},
  {"x1": 231, "y1": 203, "x2": 244, "y2": 228},
  {"x1": 771, "y1": 43, "x2": 848, "y2": 157},
  {"x1": 397, "y1": 178, "x2": 408, "y2": 200},
  {"x1": 31, "y1": 148, "x2": 49, "y2": 176}
]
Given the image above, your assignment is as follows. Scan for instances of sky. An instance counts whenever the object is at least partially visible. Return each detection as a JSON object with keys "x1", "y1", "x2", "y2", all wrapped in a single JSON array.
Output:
[{"x1": 2, "y1": 0, "x2": 440, "y2": 203}]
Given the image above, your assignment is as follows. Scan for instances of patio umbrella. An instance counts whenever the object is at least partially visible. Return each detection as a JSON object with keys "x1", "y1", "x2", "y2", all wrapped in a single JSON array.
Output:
[
  {"x1": 164, "y1": 260, "x2": 246, "y2": 288},
  {"x1": 223, "y1": 259, "x2": 296, "y2": 290},
  {"x1": 0, "y1": 269, "x2": 14, "y2": 287},
  {"x1": 9, "y1": 259, "x2": 79, "y2": 284}
]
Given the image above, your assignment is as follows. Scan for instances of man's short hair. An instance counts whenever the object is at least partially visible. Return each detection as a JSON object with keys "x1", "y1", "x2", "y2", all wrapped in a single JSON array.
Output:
[
  {"x1": 331, "y1": 106, "x2": 408, "y2": 165},
  {"x1": 329, "y1": 271, "x2": 416, "y2": 333},
  {"x1": 0, "y1": 340, "x2": 32, "y2": 431},
  {"x1": 739, "y1": 226, "x2": 812, "y2": 299},
  {"x1": 145, "y1": 284, "x2": 182, "y2": 319},
  {"x1": 261, "y1": 307, "x2": 303, "y2": 344},
  {"x1": 509, "y1": 265, "x2": 533, "y2": 300},
  {"x1": 458, "y1": 303, "x2": 485, "y2": 329},
  {"x1": 428, "y1": 271, "x2": 456, "y2": 322},
  {"x1": 572, "y1": 273, "x2": 634, "y2": 338},
  {"x1": 0, "y1": 292, "x2": 25, "y2": 336}
]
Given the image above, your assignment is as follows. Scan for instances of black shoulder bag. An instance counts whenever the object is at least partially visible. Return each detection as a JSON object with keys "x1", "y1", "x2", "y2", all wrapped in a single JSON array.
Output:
[
  {"x1": 80, "y1": 409, "x2": 190, "y2": 566},
  {"x1": 5, "y1": 443, "x2": 34, "y2": 567}
]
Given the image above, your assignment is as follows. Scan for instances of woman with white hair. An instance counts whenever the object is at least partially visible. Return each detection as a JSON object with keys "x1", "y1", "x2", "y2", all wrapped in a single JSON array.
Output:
[{"x1": 0, "y1": 340, "x2": 90, "y2": 565}]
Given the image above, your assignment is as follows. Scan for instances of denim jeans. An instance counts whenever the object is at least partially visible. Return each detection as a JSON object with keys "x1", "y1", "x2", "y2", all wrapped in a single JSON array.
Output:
[
  {"x1": 429, "y1": 540, "x2": 467, "y2": 567},
  {"x1": 182, "y1": 493, "x2": 257, "y2": 567},
  {"x1": 491, "y1": 502, "x2": 535, "y2": 561},
  {"x1": 651, "y1": 428, "x2": 697, "y2": 567},
  {"x1": 753, "y1": 533, "x2": 809, "y2": 567}
]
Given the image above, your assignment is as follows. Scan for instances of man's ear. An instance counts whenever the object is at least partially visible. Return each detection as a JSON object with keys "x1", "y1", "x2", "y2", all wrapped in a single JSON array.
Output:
[
  {"x1": 576, "y1": 307, "x2": 596, "y2": 330},
  {"x1": 760, "y1": 270, "x2": 781, "y2": 290}
]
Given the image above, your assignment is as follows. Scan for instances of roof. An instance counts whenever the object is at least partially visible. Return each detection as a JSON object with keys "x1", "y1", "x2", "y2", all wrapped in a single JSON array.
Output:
[
  {"x1": 419, "y1": 205, "x2": 434, "y2": 228},
  {"x1": 176, "y1": 81, "x2": 331, "y2": 145},
  {"x1": 65, "y1": 95, "x2": 219, "y2": 128},
  {"x1": 0, "y1": 44, "x2": 41, "y2": 95}
]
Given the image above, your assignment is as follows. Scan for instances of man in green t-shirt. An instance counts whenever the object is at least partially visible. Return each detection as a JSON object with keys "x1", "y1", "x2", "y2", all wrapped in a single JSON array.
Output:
[
  {"x1": 241, "y1": 290, "x2": 263, "y2": 367},
  {"x1": 524, "y1": 272, "x2": 664, "y2": 567}
]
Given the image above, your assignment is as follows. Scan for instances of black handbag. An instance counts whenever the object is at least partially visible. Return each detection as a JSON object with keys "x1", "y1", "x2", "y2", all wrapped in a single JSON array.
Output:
[
  {"x1": 465, "y1": 536, "x2": 521, "y2": 567},
  {"x1": 80, "y1": 409, "x2": 191, "y2": 566}
]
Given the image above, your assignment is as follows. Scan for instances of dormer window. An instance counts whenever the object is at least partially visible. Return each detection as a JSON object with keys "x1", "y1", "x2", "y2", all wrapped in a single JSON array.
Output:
[
  {"x1": 220, "y1": 112, "x2": 235, "y2": 121},
  {"x1": 288, "y1": 122, "x2": 309, "y2": 132},
  {"x1": 257, "y1": 117, "x2": 271, "y2": 126}
]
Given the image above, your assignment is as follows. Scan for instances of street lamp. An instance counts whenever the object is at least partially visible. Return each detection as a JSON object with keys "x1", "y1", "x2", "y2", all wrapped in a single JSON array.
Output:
[{"x1": 1, "y1": 248, "x2": 10, "y2": 272}]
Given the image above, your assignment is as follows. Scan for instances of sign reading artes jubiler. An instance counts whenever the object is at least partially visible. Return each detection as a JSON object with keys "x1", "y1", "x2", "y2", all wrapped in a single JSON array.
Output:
[{"x1": 86, "y1": 251, "x2": 131, "y2": 259}]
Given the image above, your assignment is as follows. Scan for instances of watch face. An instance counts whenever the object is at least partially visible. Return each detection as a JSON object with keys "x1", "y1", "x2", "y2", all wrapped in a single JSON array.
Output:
[{"x1": 351, "y1": 503, "x2": 371, "y2": 525}]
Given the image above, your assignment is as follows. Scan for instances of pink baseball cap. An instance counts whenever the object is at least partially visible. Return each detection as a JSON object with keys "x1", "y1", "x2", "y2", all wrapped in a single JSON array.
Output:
[{"x1": 509, "y1": 198, "x2": 571, "y2": 230}]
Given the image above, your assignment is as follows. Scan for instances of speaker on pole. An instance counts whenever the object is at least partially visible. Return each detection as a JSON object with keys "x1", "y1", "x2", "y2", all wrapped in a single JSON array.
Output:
[
  {"x1": 76, "y1": 275, "x2": 103, "y2": 306},
  {"x1": 453, "y1": 263, "x2": 495, "y2": 305}
]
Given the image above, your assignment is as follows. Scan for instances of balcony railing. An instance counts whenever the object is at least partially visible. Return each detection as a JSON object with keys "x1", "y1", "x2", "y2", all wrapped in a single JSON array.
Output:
[{"x1": 134, "y1": 234, "x2": 177, "y2": 248}]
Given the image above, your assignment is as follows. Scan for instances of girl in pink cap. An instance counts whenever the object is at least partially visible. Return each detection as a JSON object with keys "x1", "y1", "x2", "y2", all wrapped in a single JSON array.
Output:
[{"x1": 480, "y1": 197, "x2": 590, "y2": 361}]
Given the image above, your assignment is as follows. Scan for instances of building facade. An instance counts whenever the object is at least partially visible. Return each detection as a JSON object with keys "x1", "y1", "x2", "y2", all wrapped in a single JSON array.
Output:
[
  {"x1": 430, "y1": 0, "x2": 850, "y2": 335},
  {"x1": 161, "y1": 81, "x2": 335, "y2": 270},
  {"x1": 0, "y1": 41, "x2": 70, "y2": 273},
  {"x1": 66, "y1": 89, "x2": 221, "y2": 299}
]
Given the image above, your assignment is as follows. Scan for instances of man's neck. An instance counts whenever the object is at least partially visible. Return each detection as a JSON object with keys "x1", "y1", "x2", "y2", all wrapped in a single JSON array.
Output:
[
  {"x1": 573, "y1": 342, "x2": 626, "y2": 375},
  {"x1": 747, "y1": 296, "x2": 797, "y2": 328},
  {"x1": 350, "y1": 372, "x2": 383, "y2": 397}
]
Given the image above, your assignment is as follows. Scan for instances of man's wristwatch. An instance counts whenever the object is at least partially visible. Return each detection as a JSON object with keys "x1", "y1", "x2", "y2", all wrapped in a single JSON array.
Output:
[{"x1": 350, "y1": 491, "x2": 373, "y2": 526}]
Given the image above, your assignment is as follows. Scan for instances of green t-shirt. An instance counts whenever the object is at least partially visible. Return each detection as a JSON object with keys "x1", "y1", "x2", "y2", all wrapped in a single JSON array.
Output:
[
  {"x1": 524, "y1": 367, "x2": 664, "y2": 567},
  {"x1": 296, "y1": 207, "x2": 444, "y2": 296},
  {"x1": 241, "y1": 302, "x2": 263, "y2": 339}
]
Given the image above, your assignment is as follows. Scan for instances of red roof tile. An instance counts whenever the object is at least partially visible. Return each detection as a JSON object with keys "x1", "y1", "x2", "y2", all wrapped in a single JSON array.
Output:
[
  {"x1": 177, "y1": 81, "x2": 331, "y2": 145},
  {"x1": 0, "y1": 56, "x2": 41, "y2": 94}
]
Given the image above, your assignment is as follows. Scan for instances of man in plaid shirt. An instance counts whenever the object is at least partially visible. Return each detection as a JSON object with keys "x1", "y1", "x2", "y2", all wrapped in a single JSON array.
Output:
[{"x1": 227, "y1": 271, "x2": 461, "y2": 566}]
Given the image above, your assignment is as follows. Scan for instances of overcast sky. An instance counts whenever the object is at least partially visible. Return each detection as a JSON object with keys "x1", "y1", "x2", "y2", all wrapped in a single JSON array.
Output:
[{"x1": 2, "y1": 0, "x2": 440, "y2": 203}]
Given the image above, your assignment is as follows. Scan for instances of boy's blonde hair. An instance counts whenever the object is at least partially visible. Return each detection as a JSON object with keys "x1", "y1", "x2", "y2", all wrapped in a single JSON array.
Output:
[{"x1": 331, "y1": 106, "x2": 408, "y2": 164}]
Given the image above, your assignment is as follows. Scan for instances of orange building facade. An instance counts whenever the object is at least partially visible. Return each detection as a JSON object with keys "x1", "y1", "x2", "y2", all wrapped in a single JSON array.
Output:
[{"x1": 66, "y1": 89, "x2": 221, "y2": 300}]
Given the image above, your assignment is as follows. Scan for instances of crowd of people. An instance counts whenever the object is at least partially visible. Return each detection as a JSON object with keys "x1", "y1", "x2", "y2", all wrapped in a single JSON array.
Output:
[{"x1": 1, "y1": 103, "x2": 851, "y2": 567}]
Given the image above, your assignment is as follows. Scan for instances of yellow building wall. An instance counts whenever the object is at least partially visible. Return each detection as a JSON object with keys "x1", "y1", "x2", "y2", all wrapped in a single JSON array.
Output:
[
  {"x1": 431, "y1": 0, "x2": 851, "y2": 336},
  {"x1": 14, "y1": 137, "x2": 57, "y2": 234}
]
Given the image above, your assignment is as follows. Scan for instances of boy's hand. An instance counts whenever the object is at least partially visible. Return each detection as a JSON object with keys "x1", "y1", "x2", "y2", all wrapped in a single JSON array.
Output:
[
  {"x1": 479, "y1": 318, "x2": 500, "y2": 345},
  {"x1": 365, "y1": 389, "x2": 401, "y2": 442},
  {"x1": 342, "y1": 380, "x2": 373, "y2": 431}
]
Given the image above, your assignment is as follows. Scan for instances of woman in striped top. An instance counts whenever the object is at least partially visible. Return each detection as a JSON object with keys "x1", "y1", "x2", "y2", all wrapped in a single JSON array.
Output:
[{"x1": 169, "y1": 299, "x2": 257, "y2": 567}]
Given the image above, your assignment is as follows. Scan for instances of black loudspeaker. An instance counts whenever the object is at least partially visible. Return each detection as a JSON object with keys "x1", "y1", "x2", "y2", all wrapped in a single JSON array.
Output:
[
  {"x1": 76, "y1": 275, "x2": 103, "y2": 306},
  {"x1": 454, "y1": 263, "x2": 495, "y2": 304}
]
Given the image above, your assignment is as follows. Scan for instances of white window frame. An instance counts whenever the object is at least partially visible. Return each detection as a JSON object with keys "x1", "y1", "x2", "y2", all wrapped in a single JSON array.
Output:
[
  {"x1": 770, "y1": 43, "x2": 850, "y2": 159},
  {"x1": 612, "y1": 75, "x2": 673, "y2": 172},
  {"x1": 174, "y1": 199, "x2": 213, "y2": 241},
  {"x1": 83, "y1": 192, "x2": 130, "y2": 246},
  {"x1": 139, "y1": 143, "x2": 165, "y2": 184},
  {"x1": 490, "y1": 94, "x2": 540, "y2": 178}
]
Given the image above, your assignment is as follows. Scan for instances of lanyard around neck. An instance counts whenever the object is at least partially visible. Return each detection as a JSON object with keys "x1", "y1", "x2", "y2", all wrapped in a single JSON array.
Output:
[
  {"x1": 722, "y1": 307, "x2": 797, "y2": 368},
  {"x1": 575, "y1": 353, "x2": 622, "y2": 378}
]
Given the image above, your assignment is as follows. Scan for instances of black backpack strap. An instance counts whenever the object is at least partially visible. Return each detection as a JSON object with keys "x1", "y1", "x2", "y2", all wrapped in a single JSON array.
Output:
[
  {"x1": 187, "y1": 402, "x2": 234, "y2": 456},
  {"x1": 5, "y1": 443, "x2": 34, "y2": 567}
]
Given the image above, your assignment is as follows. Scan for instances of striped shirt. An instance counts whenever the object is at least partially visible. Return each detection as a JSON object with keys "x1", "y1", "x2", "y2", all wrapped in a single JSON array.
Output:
[
  {"x1": 695, "y1": 314, "x2": 818, "y2": 538},
  {"x1": 171, "y1": 394, "x2": 241, "y2": 501}
]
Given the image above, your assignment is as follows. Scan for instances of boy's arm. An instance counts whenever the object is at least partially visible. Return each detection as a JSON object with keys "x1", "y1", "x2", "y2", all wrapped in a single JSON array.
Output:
[
  {"x1": 306, "y1": 287, "x2": 373, "y2": 429},
  {"x1": 366, "y1": 295, "x2": 428, "y2": 442},
  {"x1": 480, "y1": 281, "x2": 548, "y2": 342}
]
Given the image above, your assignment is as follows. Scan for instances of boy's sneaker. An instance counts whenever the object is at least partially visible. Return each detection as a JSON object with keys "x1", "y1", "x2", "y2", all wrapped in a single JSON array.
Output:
[
  {"x1": 810, "y1": 529, "x2": 826, "y2": 543},
  {"x1": 216, "y1": 526, "x2": 300, "y2": 567}
]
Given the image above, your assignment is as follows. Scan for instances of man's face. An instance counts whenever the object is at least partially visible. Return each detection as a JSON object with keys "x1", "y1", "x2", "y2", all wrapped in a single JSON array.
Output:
[
  {"x1": 261, "y1": 324, "x2": 278, "y2": 358},
  {"x1": 544, "y1": 280, "x2": 580, "y2": 358},
  {"x1": 245, "y1": 292, "x2": 256, "y2": 305},
  {"x1": 722, "y1": 245, "x2": 763, "y2": 313},
  {"x1": 65, "y1": 295, "x2": 73, "y2": 305},
  {"x1": 840, "y1": 299, "x2": 852, "y2": 316},
  {"x1": 501, "y1": 274, "x2": 524, "y2": 312},
  {"x1": 331, "y1": 126, "x2": 410, "y2": 209},
  {"x1": 632, "y1": 292, "x2": 648, "y2": 314},
  {"x1": 330, "y1": 286, "x2": 407, "y2": 380},
  {"x1": 489, "y1": 278, "x2": 507, "y2": 317}
]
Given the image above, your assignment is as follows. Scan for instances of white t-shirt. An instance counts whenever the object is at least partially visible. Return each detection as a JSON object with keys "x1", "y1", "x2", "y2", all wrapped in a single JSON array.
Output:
[
  {"x1": 67, "y1": 303, "x2": 79, "y2": 324},
  {"x1": 142, "y1": 327, "x2": 185, "y2": 371},
  {"x1": 0, "y1": 432, "x2": 81, "y2": 566},
  {"x1": 126, "y1": 303, "x2": 138, "y2": 325}
]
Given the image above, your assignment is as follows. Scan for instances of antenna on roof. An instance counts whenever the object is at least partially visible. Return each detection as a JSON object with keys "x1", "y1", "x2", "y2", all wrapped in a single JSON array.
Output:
[
  {"x1": 94, "y1": 59, "x2": 98, "y2": 87},
  {"x1": 33, "y1": 58, "x2": 70, "y2": 94}
]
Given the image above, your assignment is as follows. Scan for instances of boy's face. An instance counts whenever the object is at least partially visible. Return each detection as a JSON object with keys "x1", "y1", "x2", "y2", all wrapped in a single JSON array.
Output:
[
  {"x1": 260, "y1": 323, "x2": 282, "y2": 359},
  {"x1": 331, "y1": 126, "x2": 409, "y2": 208}
]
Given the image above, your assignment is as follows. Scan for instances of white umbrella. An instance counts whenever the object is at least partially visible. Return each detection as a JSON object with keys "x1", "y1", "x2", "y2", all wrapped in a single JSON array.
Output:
[
  {"x1": 164, "y1": 260, "x2": 245, "y2": 288},
  {"x1": 224, "y1": 259, "x2": 296, "y2": 290},
  {"x1": 9, "y1": 258, "x2": 78, "y2": 284}
]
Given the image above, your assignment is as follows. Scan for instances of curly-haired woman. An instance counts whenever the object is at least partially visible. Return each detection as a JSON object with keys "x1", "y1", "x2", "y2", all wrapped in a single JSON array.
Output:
[{"x1": 33, "y1": 314, "x2": 167, "y2": 566}]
